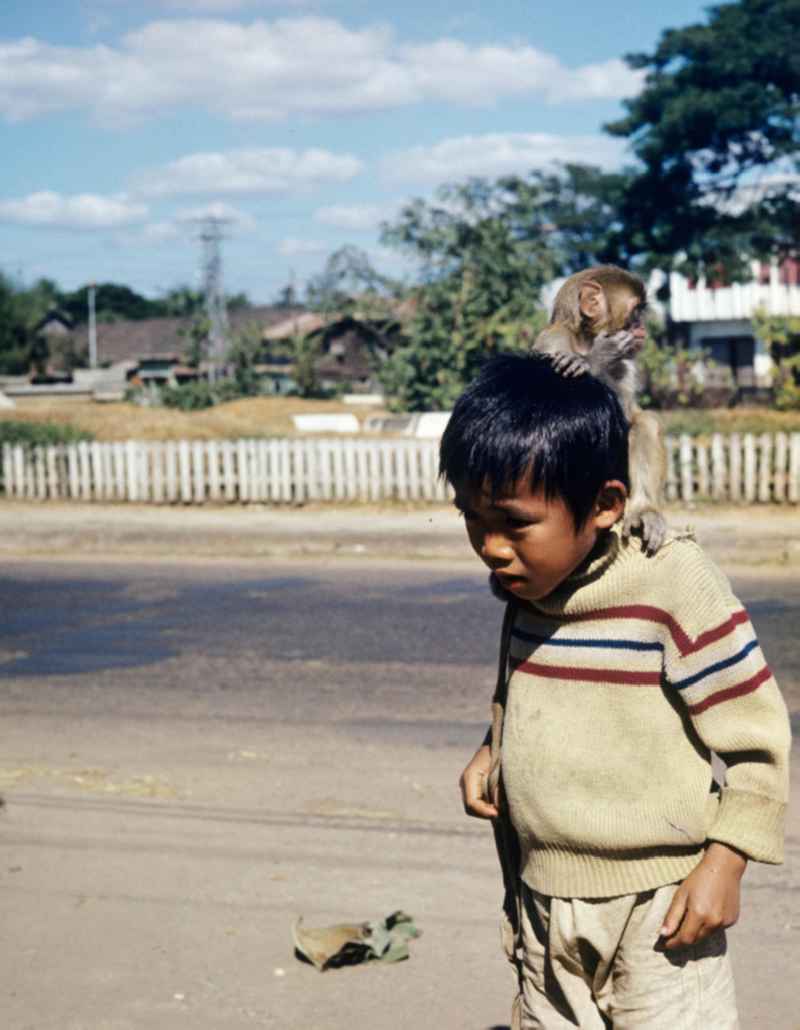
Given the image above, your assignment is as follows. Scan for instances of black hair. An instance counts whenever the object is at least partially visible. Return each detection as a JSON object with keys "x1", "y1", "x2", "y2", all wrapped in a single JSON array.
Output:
[{"x1": 439, "y1": 353, "x2": 629, "y2": 529}]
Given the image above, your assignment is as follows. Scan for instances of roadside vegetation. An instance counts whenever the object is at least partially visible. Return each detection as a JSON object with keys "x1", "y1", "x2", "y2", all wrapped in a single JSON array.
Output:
[{"x1": 1, "y1": 1, "x2": 798, "y2": 422}]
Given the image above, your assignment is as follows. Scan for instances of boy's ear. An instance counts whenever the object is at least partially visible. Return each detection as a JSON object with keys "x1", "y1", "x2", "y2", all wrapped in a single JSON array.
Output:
[{"x1": 593, "y1": 480, "x2": 627, "y2": 528}]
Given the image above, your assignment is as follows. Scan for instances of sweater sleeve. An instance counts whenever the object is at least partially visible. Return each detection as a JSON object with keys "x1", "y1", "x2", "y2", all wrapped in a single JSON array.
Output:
[{"x1": 661, "y1": 542, "x2": 791, "y2": 864}]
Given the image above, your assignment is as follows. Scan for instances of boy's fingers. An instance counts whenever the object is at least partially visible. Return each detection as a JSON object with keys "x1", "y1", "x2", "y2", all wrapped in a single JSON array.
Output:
[
  {"x1": 464, "y1": 796, "x2": 499, "y2": 820},
  {"x1": 659, "y1": 888, "x2": 688, "y2": 939},
  {"x1": 664, "y1": 910, "x2": 705, "y2": 951},
  {"x1": 460, "y1": 773, "x2": 498, "y2": 820}
]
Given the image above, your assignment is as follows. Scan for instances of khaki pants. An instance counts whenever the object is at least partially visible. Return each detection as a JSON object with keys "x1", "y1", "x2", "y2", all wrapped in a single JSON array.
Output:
[{"x1": 515, "y1": 881, "x2": 738, "y2": 1029}]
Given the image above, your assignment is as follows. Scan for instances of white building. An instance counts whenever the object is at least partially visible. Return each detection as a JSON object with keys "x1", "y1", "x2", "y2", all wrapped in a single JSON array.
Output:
[{"x1": 669, "y1": 259, "x2": 800, "y2": 390}]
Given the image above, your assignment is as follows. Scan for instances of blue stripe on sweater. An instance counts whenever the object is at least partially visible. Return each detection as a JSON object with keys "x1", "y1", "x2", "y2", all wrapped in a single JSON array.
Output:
[
  {"x1": 672, "y1": 638, "x2": 760, "y2": 691},
  {"x1": 512, "y1": 627, "x2": 663, "y2": 653}
]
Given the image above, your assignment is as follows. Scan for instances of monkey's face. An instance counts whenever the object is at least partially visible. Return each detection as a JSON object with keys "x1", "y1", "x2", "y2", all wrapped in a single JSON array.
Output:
[{"x1": 580, "y1": 281, "x2": 647, "y2": 348}]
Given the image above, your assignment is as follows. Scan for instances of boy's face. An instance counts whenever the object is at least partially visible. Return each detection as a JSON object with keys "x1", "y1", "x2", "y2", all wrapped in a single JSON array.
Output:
[{"x1": 454, "y1": 478, "x2": 620, "y2": 603}]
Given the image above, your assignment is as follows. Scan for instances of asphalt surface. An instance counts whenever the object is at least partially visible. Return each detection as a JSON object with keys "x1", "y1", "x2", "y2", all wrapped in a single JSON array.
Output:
[
  {"x1": 1, "y1": 557, "x2": 798, "y2": 1029},
  {"x1": 0, "y1": 499, "x2": 798, "y2": 568}
]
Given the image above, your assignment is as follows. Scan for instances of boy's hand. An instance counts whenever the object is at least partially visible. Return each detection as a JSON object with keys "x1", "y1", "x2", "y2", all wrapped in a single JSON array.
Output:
[
  {"x1": 459, "y1": 744, "x2": 498, "y2": 820},
  {"x1": 660, "y1": 842, "x2": 747, "y2": 951}
]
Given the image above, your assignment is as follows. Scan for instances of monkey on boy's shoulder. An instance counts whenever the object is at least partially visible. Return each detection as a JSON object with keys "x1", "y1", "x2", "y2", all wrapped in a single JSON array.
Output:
[{"x1": 533, "y1": 265, "x2": 667, "y2": 555}]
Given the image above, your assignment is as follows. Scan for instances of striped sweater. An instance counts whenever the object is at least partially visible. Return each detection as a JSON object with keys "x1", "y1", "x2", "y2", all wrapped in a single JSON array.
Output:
[{"x1": 493, "y1": 527, "x2": 791, "y2": 899}]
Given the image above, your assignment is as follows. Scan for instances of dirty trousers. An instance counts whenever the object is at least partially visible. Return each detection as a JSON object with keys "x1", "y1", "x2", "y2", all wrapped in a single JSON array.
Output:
[{"x1": 516, "y1": 881, "x2": 738, "y2": 1029}]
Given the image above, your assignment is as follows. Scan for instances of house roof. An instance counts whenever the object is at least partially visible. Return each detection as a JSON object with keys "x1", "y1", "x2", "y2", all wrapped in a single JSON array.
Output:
[
  {"x1": 72, "y1": 305, "x2": 303, "y2": 364},
  {"x1": 263, "y1": 312, "x2": 326, "y2": 340},
  {"x1": 33, "y1": 310, "x2": 75, "y2": 335}
]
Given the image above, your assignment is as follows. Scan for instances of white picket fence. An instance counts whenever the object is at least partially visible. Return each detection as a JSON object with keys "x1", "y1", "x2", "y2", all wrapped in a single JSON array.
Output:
[{"x1": 1, "y1": 433, "x2": 799, "y2": 505}]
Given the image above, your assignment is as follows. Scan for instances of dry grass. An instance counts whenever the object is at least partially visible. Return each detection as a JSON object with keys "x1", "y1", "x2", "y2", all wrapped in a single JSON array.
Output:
[
  {"x1": 660, "y1": 406, "x2": 800, "y2": 438},
  {"x1": 0, "y1": 396, "x2": 386, "y2": 442},
  {"x1": 3, "y1": 396, "x2": 799, "y2": 443}
]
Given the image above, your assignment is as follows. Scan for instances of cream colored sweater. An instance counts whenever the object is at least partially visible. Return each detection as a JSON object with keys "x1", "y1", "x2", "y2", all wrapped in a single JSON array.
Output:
[{"x1": 494, "y1": 528, "x2": 791, "y2": 899}]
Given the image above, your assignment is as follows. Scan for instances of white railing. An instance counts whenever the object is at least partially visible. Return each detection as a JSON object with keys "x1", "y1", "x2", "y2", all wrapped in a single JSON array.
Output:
[
  {"x1": 1, "y1": 433, "x2": 799, "y2": 505},
  {"x1": 0, "y1": 438, "x2": 449, "y2": 504}
]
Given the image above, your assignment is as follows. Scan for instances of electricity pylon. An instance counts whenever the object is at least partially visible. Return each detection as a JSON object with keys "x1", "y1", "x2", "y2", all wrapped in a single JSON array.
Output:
[{"x1": 194, "y1": 216, "x2": 231, "y2": 374}]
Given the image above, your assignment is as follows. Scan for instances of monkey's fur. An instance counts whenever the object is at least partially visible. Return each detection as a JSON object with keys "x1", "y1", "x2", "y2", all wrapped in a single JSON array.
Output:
[{"x1": 533, "y1": 266, "x2": 667, "y2": 555}]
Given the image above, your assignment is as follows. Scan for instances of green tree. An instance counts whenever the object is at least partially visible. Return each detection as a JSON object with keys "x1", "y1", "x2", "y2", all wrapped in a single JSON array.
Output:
[
  {"x1": 305, "y1": 245, "x2": 400, "y2": 322},
  {"x1": 226, "y1": 320, "x2": 264, "y2": 397},
  {"x1": 0, "y1": 273, "x2": 64, "y2": 374},
  {"x1": 158, "y1": 285, "x2": 205, "y2": 318},
  {"x1": 58, "y1": 282, "x2": 162, "y2": 324},
  {"x1": 379, "y1": 178, "x2": 553, "y2": 410},
  {"x1": 752, "y1": 309, "x2": 800, "y2": 409},
  {"x1": 607, "y1": 0, "x2": 800, "y2": 277},
  {"x1": 178, "y1": 315, "x2": 211, "y2": 369},
  {"x1": 290, "y1": 332, "x2": 323, "y2": 398}
]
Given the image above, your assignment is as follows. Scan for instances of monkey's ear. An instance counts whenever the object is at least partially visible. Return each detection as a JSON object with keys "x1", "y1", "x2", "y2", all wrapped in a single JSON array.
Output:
[{"x1": 578, "y1": 281, "x2": 607, "y2": 322}]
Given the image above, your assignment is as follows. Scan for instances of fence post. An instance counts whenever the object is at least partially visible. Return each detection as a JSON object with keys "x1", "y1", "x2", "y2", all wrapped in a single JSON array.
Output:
[
  {"x1": 664, "y1": 435, "x2": 678, "y2": 501},
  {"x1": 789, "y1": 433, "x2": 800, "y2": 503},
  {"x1": 149, "y1": 442, "x2": 163, "y2": 503},
  {"x1": 1, "y1": 443, "x2": 11, "y2": 496},
  {"x1": 710, "y1": 434, "x2": 726, "y2": 501},
  {"x1": 679, "y1": 434, "x2": 693, "y2": 503},
  {"x1": 743, "y1": 433, "x2": 757, "y2": 502},
  {"x1": 729, "y1": 433, "x2": 741, "y2": 502},
  {"x1": 66, "y1": 443, "x2": 79, "y2": 499},
  {"x1": 192, "y1": 441, "x2": 205, "y2": 503},
  {"x1": 696, "y1": 440, "x2": 709, "y2": 499},
  {"x1": 221, "y1": 441, "x2": 236, "y2": 502},
  {"x1": 177, "y1": 440, "x2": 191, "y2": 503},
  {"x1": 757, "y1": 433, "x2": 772, "y2": 503},
  {"x1": 773, "y1": 433, "x2": 787, "y2": 503}
]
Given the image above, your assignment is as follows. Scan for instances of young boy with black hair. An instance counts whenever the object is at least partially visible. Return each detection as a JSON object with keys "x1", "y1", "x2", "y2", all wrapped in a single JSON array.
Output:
[{"x1": 440, "y1": 353, "x2": 790, "y2": 1029}]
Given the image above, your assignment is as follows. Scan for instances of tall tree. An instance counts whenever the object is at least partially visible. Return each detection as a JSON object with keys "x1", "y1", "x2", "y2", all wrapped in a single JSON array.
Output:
[
  {"x1": 607, "y1": 0, "x2": 800, "y2": 277},
  {"x1": 305, "y1": 245, "x2": 400, "y2": 321},
  {"x1": 379, "y1": 178, "x2": 553, "y2": 410}
]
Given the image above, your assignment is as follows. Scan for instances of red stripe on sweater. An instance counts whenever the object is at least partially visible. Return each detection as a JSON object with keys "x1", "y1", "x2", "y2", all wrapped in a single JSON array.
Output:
[
  {"x1": 560, "y1": 606, "x2": 748, "y2": 657},
  {"x1": 511, "y1": 657, "x2": 661, "y2": 686},
  {"x1": 686, "y1": 665, "x2": 772, "y2": 715}
]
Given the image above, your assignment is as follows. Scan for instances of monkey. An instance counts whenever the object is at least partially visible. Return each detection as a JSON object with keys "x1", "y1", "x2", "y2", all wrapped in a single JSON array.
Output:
[{"x1": 532, "y1": 265, "x2": 667, "y2": 555}]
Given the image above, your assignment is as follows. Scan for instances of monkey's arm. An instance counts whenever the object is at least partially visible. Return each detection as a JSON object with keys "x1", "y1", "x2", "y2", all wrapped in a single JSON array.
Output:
[
  {"x1": 625, "y1": 408, "x2": 668, "y2": 555},
  {"x1": 586, "y1": 330, "x2": 640, "y2": 403},
  {"x1": 532, "y1": 326, "x2": 589, "y2": 377}
]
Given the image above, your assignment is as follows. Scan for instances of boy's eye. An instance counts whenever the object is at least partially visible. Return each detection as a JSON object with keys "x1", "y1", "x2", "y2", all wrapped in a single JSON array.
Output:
[{"x1": 505, "y1": 516, "x2": 533, "y2": 529}]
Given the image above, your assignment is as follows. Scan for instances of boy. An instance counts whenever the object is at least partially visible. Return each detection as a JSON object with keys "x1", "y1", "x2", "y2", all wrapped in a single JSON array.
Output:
[{"x1": 440, "y1": 354, "x2": 790, "y2": 1029}]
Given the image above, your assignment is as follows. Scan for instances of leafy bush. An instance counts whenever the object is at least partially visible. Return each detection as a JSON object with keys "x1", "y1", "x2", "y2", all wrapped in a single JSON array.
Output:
[
  {"x1": 0, "y1": 421, "x2": 94, "y2": 448},
  {"x1": 752, "y1": 309, "x2": 800, "y2": 411},
  {"x1": 639, "y1": 336, "x2": 735, "y2": 410},
  {"x1": 160, "y1": 381, "x2": 218, "y2": 410}
]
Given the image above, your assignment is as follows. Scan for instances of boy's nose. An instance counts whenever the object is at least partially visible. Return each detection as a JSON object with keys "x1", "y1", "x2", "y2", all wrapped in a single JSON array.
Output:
[{"x1": 480, "y1": 532, "x2": 513, "y2": 566}]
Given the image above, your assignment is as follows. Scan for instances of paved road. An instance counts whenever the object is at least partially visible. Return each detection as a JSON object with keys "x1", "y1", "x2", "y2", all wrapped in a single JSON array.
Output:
[{"x1": 1, "y1": 560, "x2": 798, "y2": 1029}]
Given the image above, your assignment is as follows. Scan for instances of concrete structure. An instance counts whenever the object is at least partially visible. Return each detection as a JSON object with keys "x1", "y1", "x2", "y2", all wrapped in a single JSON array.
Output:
[{"x1": 669, "y1": 259, "x2": 800, "y2": 390}]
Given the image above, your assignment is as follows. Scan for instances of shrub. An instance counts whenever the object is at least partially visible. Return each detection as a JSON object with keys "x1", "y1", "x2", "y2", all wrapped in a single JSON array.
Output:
[
  {"x1": 639, "y1": 337, "x2": 735, "y2": 410},
  {"x1": 0, "y1": 421, "x2": 93, "y2": 448}
]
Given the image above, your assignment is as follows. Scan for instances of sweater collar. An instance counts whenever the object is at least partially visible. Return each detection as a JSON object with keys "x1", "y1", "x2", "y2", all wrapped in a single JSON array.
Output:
[{"x1": 526, "y1": 524, "x2": 632, "y2": 617}]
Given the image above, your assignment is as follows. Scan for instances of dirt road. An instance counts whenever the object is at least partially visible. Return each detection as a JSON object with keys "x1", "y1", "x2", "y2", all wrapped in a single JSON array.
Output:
[{"x1": 1, "y1": 559, "x2": 797, "y2": 1029}]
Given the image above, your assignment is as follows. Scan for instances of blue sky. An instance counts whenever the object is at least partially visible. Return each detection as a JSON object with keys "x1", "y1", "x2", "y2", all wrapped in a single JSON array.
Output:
[{"x1": 1, "y1": 0, "x2": 713, "y2": 304}]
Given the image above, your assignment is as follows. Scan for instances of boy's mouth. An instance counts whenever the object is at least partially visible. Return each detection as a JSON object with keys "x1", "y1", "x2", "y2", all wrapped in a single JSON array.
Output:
[{"x1": 495, "y1": 571, "x2": 528, "y2": 590}]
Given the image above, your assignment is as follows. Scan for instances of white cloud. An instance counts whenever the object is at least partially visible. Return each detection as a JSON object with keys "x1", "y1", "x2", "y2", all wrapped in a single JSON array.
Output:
[
  {"x1": 133, "y1": 148, "x2": 364, "y2": 197},
  {"x1": 146, "y1": 0, "x2": 317, "y2": 9},
  {"x1": 278, "y1": 237, "x2": 329, "y2": 257},
  {"x1": 0, "y1": 190, "x2": 148, "y2": 229},
  {"x1": 313, "y1": 203, "x2": 388, "y2": 231},
  {"x1": 0, "y1": 17, "x2": 644, "y2": 125},
  {"x1": 382, "y1": 132, "x2": 629, "y2": 186}
]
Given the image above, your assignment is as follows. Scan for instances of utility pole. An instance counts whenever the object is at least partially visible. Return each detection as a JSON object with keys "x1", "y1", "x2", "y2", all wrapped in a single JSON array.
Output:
[
  {"x1": 88, "y1": 282, "x2": 97, "y2": 369},
  {"x1": 194, "y1": 216, "x2": 231, "y2": 378}
]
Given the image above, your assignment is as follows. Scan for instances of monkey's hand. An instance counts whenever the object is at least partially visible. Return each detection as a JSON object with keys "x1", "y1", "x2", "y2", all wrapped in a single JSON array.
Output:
[
  {"x1": 546, "y1": 352, "x2": 590, "y2": 378},
  {"x1": 592, "y1": 329, "x2": 641, "y2": 361},
  {"x1": 622, "y1": 505, "x2": 667, "y2": 556}
]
